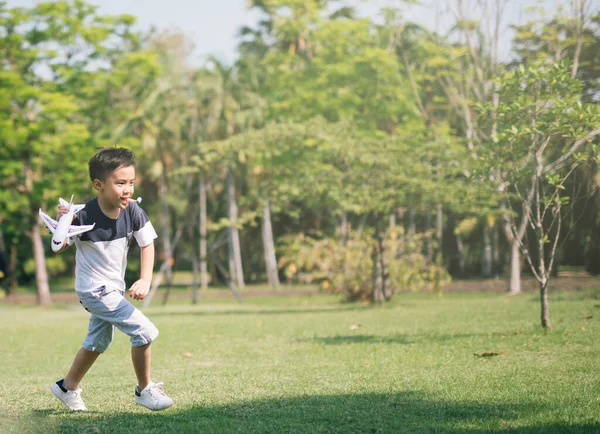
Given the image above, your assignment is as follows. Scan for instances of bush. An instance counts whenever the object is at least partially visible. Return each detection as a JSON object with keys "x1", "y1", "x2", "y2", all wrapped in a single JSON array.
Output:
[
  {"x1": 24, "y1": 255, "x2": 67, "y2": 278},
  {"x1": 278, "y1": 229, "x2": 450, "y2": 301}
]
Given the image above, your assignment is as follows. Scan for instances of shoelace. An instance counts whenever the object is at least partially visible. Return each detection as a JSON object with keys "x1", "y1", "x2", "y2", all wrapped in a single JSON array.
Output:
[
  {"x1": 69, "y1": 389, "x2": 86, "y2": 408},
  {"x1": 68, "y1": 388, "x2": 82, "y2": 398},
  {"x1": 148, "y1": 382, "x2": 167, "y2": 398}
]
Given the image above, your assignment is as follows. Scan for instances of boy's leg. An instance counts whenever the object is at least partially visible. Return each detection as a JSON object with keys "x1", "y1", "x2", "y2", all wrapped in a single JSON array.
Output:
[
  {"x1": 51, "y1": 291, "x2": 116, "y2": 411},
  {"x1": 132, "y1": 343, "x2": 151, "y2": 391},
  {"x1": 51, "y1": 346, "x2": 101, "y2": 411},
  {"x1": 79, "y1": 288, "x2": 172, "y2": 410},
  {"x1": 51, "y1": 312, "x2": 112, "y2": 411},
  {"x1": 64, "y1": 347, "x2": 101, "y2": 390}
]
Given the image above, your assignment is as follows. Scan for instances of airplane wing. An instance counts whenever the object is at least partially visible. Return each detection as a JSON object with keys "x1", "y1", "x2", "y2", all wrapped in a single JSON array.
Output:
[
  {"x1": 67, "y1": 223, "x2": 95, "y2": 238},
  {"x1": 39, "y1": 209, "x2": 58, "y2": 234},
  {"x1": 59, "y1": 197, "x2": 85, "y2": 214},
  {"x1": 71, "y1": 204, "x2": 86, "y2": 214}
]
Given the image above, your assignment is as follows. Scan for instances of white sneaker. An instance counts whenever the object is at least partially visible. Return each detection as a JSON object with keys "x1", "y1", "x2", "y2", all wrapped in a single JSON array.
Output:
[
  {"x1": 50, "y1": 379, "x2": 88, "y2": 411},
  {"x1": 135, "y1": 382, "x2": 174, "y2": 411}
]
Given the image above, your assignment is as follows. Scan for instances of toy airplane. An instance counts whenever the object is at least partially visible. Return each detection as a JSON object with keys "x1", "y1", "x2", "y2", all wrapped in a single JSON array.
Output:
[{"x1": 39, "y1": 196, "x2": 95, "y2": 252}]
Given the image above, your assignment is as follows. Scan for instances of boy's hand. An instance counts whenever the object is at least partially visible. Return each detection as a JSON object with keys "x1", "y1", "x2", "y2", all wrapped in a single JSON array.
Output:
[
  {"x1": 57, "y1": 205, "x2": 77, "y2": 221},
  {"x1": 129, "y1": 279, "x2": 151, "y2": 300}
]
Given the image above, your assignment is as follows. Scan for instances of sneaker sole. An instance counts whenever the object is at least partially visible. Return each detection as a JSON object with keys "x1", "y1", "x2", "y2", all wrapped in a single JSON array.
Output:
[
  {"x1": 135, "y1": 399, "x2": 174, "y2": 411},
  {"x1": 50, "y1": 383, "x2": 88, "y2": 411}
]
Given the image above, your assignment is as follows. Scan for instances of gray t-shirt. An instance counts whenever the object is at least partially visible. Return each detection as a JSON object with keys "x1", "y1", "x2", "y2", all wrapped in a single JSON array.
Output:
[{"x1": 71, "y1": 198, "x2": 157, "y2": 293}]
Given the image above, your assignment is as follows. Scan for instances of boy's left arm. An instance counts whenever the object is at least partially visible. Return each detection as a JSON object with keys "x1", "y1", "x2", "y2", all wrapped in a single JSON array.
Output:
[{"x1": 129, "y1": 242, "x2": 155, "y2": 301}]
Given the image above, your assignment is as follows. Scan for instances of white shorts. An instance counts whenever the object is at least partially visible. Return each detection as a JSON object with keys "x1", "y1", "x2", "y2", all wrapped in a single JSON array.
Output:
[{"x1": 77, "y1": 286, "x2": 159, "y2": 353}]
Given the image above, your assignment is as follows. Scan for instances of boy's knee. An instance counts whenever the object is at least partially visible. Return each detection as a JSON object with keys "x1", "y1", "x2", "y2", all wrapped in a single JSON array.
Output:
[
  {"x1": 82, "y1": 339, "x2": 112, "y2": 353},
  {"x1": 83, "y1": 322, "x2": 114, "y2": 353},
  {"x1": 130, "y1": 322, "x2": 159, "y2": 347}
]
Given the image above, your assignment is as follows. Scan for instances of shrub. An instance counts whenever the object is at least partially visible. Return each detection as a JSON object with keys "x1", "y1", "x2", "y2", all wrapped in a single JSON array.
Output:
[
  {"x1": 24, "y1": 255, "x2": 67, "y2": 278},
  {"x1": 278, "y1": 229, "x2": 450, "y2": 301}
]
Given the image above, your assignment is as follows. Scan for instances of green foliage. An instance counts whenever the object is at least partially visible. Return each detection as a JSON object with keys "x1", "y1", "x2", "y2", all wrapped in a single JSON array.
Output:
[
  {"x1": 24, "y1": 255, "x2": 66, "y2": 278},
  {"x1": 278, "y1": 229, "x2": 449, "y2": 301},
  {"x1": 478, "y1": 61, "x2": 599, "y2": 189},
  {"x1": 256, "y1": 2, "x2": 413, "y2": 132},
  {"x1": 512, "y1": 7, "x2": 600, "y2": 104},
  {"x1": 3, "y1": 0, "x2": 600, "y2": 302},
  {"x1": 278, "y1": 231, "x2": 373, "y2": 299}
]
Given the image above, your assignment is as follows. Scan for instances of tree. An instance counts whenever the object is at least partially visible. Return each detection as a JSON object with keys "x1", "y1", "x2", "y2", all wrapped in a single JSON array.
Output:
[
  {"x1": 0, "y1": 1, "x2": 134, "y2": 303},
  {"x1": 512, "y1": 3, "x2": 600, "y2": 276},
  {"x1": 479, "y1": 61, "x2": 600, "y2": 328}
]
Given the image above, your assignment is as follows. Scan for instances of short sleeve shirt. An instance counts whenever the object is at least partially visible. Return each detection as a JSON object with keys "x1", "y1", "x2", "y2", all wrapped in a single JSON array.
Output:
[{"x1": 72, "y1": 198, "x2": 158, "y2": 293}]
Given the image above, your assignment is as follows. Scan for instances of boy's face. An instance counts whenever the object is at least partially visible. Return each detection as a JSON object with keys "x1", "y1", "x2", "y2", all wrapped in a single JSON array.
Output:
[{"x1": 93, "y1": 165, "x2": 136, "y2": 210}]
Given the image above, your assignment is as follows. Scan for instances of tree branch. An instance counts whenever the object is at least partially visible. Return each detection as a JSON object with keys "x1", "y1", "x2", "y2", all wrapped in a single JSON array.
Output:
[{"x1": 543, "y1": 126, "x2": 600, "y2": 174}]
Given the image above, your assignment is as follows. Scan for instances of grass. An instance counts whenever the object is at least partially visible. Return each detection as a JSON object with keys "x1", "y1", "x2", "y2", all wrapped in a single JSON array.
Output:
[
  {"x1": 6, "y1": 273, "x2": 320, "y2": 296},
  {"x1": 0, "y1": 290, "x2": 599, "y2": 433}
]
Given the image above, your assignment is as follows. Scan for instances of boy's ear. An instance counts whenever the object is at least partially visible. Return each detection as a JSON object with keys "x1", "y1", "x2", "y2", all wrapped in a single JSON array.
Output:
[{"x1": 92, "y1": 179, "x2": 103, "y2": 191}]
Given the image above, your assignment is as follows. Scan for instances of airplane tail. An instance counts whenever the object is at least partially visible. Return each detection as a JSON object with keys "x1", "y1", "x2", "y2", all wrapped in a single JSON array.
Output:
[{"x1": 58, "y1": 196, "x2": 86, "y2": 214}]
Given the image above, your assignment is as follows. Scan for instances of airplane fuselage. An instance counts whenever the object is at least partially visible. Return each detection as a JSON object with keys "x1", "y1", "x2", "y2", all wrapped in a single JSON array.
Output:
[
  {"x1": 39, "y1": 197, "x2": 95, "y2": 253},
  {"x1": 51, "y1": 209, "x2": 76, "y2": 252}
]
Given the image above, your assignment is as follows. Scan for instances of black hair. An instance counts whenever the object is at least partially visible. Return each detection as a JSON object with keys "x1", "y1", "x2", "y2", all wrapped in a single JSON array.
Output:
[{"x1": 88, "y1": 148, "x2": 136, "y2": 182}]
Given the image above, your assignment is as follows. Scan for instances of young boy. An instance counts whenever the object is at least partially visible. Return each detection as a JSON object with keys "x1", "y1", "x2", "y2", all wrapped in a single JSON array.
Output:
[{"x1": 50, "y1": 148, "x2": 173, "y2": 412}]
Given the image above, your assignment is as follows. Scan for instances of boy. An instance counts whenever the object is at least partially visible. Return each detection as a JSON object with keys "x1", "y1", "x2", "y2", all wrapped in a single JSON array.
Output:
[{"x1": 50, "y1": 148, "x2": 173, "y2": 412}]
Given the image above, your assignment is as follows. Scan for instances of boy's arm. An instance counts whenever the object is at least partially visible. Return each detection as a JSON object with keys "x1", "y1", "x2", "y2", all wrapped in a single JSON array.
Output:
[{"x1": 129, "y1": 242, "x2": 154, "y2": 301}]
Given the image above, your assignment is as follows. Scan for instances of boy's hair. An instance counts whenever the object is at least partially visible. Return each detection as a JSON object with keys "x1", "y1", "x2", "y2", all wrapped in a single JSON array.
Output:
[{"x1": 88, "y1": 148, "x2": 136, "y2": 182}]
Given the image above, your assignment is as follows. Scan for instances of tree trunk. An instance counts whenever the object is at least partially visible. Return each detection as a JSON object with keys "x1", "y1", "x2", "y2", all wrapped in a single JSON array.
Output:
[
  {"x1": 456, "y1": 233, "x2": 465, "y2": 277},
  {"x1": 425, "y1": 210, "x2": 433, "y2": 264},
  {"x1": 143, "y1": 222, "x2": 186, "y2": 308},
  {"x1": 482, "y1": 226, "x2": 493, "y2": 277},
  {"x1": 509, "y1": 241, "x2": 521, "y2": 294},
  {"x1": 158, "y1": 173, "x2": 173, "y2": 287},
  {"x1": 501, "y1": 200, "x2": 527, "y2": 295},
  {"x1": 199, "y1": 175, "x2": 208, "y2": 289},
  {"x1": 227, "y1": 170, "x2": 244, "y2": 288},
  {"x1": 189, "y1": 220, "x2": 199, "y2": 305},
  {"x1": 261, "y1": 198, "x2": 279, "y2": 290},
  {"x1": 540, "y1": 278, "x2": 551, "y2": 328},
  {"x1": 371, "y1": 234, "x2": 383, "y2": 304},
  {"x1": 570, "y1": 0, "x2": 584, "y2": 79},
  {"x1": 208, "y1": 249, "x2": 243, "y2": 303},
  {"x1": 7, "y1": 244, "x2": 17, "y2": 296},
  {"x1": 388, "y1": 213, "x2": 397, "y2": 258},
  {"x1": 0, "y1": 226, "x2": 6, "y2": 285},
  {"x1": 340, "y1": 212, "x2": 349, "y2": 245},
  {"x1": 408, "y1": 208, "x2": 416, "y2": 235},
  {"x1": 436, "y1": 203, "x2": 443, "y2": 263},
  {"x1": 397, "y1": 209, "x2": 405, "y2": 257},
  {"x1": 492, "y1": 225, "x2": 500, "y2": 277},
  {"x1": 31, "y1": 223, "x2": 51, "y2": 305},
  {"x1": 145, "y1": 260, "x2": 170, "y2": 308},
  {"x1": 380, "y1": 235, "x2": 392, "y2": 300}
]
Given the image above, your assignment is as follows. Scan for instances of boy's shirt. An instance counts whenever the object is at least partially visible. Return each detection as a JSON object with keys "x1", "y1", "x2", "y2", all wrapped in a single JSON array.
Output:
[{"x1": 71, "y1": 198, "x2": 157, "y2": 293}]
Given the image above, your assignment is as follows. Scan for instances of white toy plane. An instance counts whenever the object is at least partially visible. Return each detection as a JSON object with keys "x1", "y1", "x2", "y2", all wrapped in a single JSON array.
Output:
[{"x1": 39, "y1": 196, "x2": 95, "y2": 252}]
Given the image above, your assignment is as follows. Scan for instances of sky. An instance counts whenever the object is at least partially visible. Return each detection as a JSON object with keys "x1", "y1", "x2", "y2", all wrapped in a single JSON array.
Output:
[{"x1": 7, "y1": 0, "x2": 598, "y2": 65}]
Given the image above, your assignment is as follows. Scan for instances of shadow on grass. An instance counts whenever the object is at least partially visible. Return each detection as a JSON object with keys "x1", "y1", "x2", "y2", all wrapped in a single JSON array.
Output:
[
  {"x1": 24, "y1": 391, "x2": 599, "y2": 434},
  {"x1": 304, "y1": 334, "x2": 413, "y2": 345},
  {"x1": 296, "y1": 332, "x2": 479, "y2": 346},
  {"x1": 148, "y1": 305, "x2": 372, "y2": 318}
]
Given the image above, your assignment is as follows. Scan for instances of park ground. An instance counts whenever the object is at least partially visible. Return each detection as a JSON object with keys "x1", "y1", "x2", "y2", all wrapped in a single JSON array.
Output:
[{"x1": 0, "y1": 280, "x2": 599, "y2": 433}]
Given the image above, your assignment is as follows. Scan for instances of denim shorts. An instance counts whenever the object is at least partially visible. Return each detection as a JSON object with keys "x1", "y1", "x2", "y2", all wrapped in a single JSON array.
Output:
[{"x1": 77, "y1": 286, "x2": 159, "y2": 353}]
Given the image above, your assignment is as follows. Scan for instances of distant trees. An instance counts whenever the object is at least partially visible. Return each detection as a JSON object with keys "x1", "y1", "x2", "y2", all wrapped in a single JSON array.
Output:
[
  {"x1": 0, "y1": 1, "x2": 147, "y2": 304},
  {"x1": 1, "y1": 0, "x2": 599, "y2": 330}
]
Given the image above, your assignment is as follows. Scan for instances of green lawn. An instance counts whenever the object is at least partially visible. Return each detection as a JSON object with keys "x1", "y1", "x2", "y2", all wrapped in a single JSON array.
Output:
[{"x1": 0, "y1": 290, "x2": 599, "y2": 433}]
